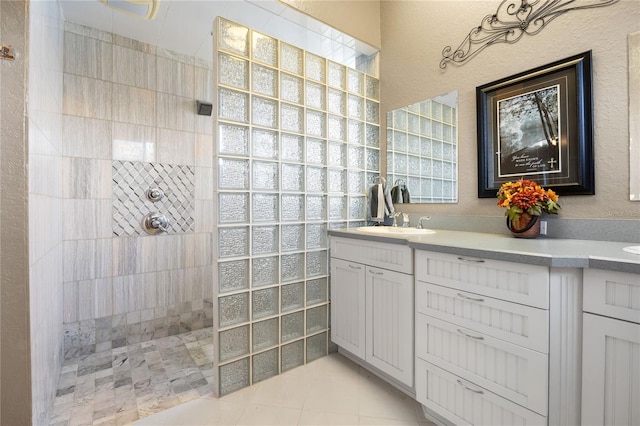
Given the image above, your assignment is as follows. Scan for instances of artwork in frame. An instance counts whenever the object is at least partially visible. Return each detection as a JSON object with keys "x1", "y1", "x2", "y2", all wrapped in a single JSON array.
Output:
[{"x1": 476, "y1": 51, "x2": 594, "y2": 198}]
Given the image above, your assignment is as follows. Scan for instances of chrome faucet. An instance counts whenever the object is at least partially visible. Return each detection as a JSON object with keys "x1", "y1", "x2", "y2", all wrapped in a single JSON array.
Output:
[
  {"x1": 416, "y1": 216, "x2": 431, "y2": 229},
  {"x1": 393, "y1": 211, "x2": 410, "y2": 227}
]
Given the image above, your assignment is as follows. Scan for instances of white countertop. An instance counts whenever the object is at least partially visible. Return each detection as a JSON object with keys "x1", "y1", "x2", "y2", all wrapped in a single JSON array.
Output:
[{"x1": 328, "y1": 228, "x2": 640, "y2": 274}]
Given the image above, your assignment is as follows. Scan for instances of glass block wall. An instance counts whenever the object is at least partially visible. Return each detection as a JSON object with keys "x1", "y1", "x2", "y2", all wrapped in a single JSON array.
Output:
[
  {"x1": 387, "y1": 98, "x2": 457, "y2": 203},
  {"x1": 212, "y1": 18, "x2": 380, "y2": 396}
]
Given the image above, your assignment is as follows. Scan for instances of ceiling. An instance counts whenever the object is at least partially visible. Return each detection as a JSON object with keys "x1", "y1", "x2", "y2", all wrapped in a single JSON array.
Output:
[{"x1": 59, "y1": 0, "x2": 378, "y2": 67}]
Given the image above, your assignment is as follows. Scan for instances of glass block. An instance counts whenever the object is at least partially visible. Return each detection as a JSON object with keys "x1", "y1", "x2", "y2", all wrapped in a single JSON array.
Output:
[
  {"x1": 306, "y1": 138, "x2": 326, "y2": 165},
  {"x1": 305, "y1": 53, "x2": 325, "y2": 82},
  {"x1": 348, "y1": 95, "x2": 363, "y2": 120},
  {"x1": 328, "y1": 221, "x2": 347, "y2": 230},
  {"x1": 327, "y1": 88, "x2": 345, "y2": 115},
  {"x1": 306, "y1": 251, "x2": 327, "y2": 277},
  {"x1": 421, "y1": 137, "x2": 432, "y2": 156},
  {"x1": 408, "y1": 155, "x2": 420, "y2": 176},
  {"x1": 252, "y1": 193, "x2": 278, "y2": 222},
  {"x1": 305, "y1": 81, "x2": 325, "y2": 110},
  {"x1": 281, "y1": 340, "x2": 304, "y2": 372},
  {"x1": 218, "y1": 53, "x2": 248, "y2": 89},
  {"x1": 219, "y1": 292, "x2": 249, "y2": 328},
  {"x1": 218, "y1": 19, "x2": 249, "y2": 57},
  {"x1": 252, "y1": 31, "x2": 277, "y2": 66},
  {"x1": 306, "y1": 332, "x2": 327, "y2": 362},
  {"x1": 328, "y1": 196, "x2": 346, "y2": 220},
  {"x1": 252, "y1": 287, "x2": 279, "y2": 320},
  {"x1": 281, "y1": 282, "x2": 304, "y2": 312},
  {"x1": 348, "y1": 120, "x2": 364, "y2": 145},
  {"x1": 408, "y1": 113, "x2": 420, "y2": 135},
  {"x1": 433, "y1": 160, "x2": 443, "y2": 178},
  {"x1": 252, "y1": 348, "x2": 278, "y2": 383},
  {"x1": 218, "y1": 193, "x2": 249, "y2": 224},
  {"x1": 252, "y1": 256, "x2": 278, "y2": 287},
  {"x1": 394, "y1": 132, "x2": 407, "y2": 152},
  {"x1": 328, "y1": 61, "x2": 345, "y2": 89},
  {"x1": 306, "y1": 223, "x2": 327, "y2": 249},
  {"x1": 418, "y1": 178, "x2": 429, "y2": 198},
  {"x1": 251, "y1": 63, "x2": 277, "y2": 97},
  {"x1": 252, "y1": 128, "x2": 278, "y2": 159},
  {"x1": 365, "y1": 124, "x2": 379, "y2": 148},
  {"x1": 281, "y1": 311, "x2": 304, "y2": 342},
  {"x1": 280, "y1": 73, "x2": 303, "y2": 104},
  {"x1": 420, "y1": 117, "x2": 432, "y2": 137},
  {"x1": 252, "y1": 225, "x2": 278, "y2": 255},
  {"x1": 218, "y1": 227, "x2": 249, "y2": 258},
  {"x1": 218, "y1": 259, "x2": 249, "y2": 293},
  {"x1": 366, "y1": 75, "x2": 380, "y2": 101},
  {"x1": 422, "y1": 157, "x2": 433, "y2": 176},
  {"x1": 394, "y1": 154, "x2": 407, "y2": 174},
  {"x1": 306, "y1": 166, "x2": 326, "y2": 193},
  {"x1": 347, "y1": 69, "x2": 363, "y2": 95},
  {"x1": 366, "y1": 100, "x2": 379, "y2": 124},
  {"x1": 281, "y1": 253, "x2": 304, "y2": 282},
  {"x1": 366, "y1": 148, "x2": 380, "y2": 172},
  {"x1": 281, "y1": 163, "x2": 304, "y2": 192},
  {"x1": 443, "y1": 124, "x2": 453, "y2": 143},
  {"x1": 306, "y1": 110, "x2": 326, "y2": 138},
  {"x1": 443, "y1": 142, "x2": 454, "y2": 162},
  {"x1": 281, "y1": 224, "x2": 305, "y2": 252},
  {"x1": 421, "y1": 99, "x2": 432, "y2": 117},
  {"x1": 252, "y1": 161, "x2": 278, "y2": 190},
  {"x1": 306, "y1": 278, "x2": 327, "y2": 305},
  {"x1": 348, "y1": 146, "x2": 364, "y2": 170},
  {"x1": 349, "y1": 196, "x2": 366, "y2": 220},
  {"x1": 442, "y1": 161, "x2": 453, "y2": 179},
  {"x1": 281, "y1": 103, "x2": 303, "y2": 134},
  {"x1": 280, "y1": 133, "x2": 304, "y2": 162},
  {"x1": 328, "y1": 115, "x2": 346, "y2": 142},
  {"x1": 252, "y1": 96, "x2": 277, "y2": 128},
  {"x1": 219, "y1": 88, "x2": 249, "y2": 123},
  {"x1": 219, "y1": 357, "x2": 249, "y2": 396},
  {"x1": 408, "y1": 134, "x2": 421, "y2": 155},
  {"x1": 306, "y1": 305, "x2": 327, "y2": 333},
  {"x1": 218, "y1": 124, "x2": 249, "y2": 156},
  {"x1": 306, "y1": 196, "x2": 327, "y2": 222},
  {"x1": 432, "y1": 101, "x2": 442, "y2": 120},
  {"x1": 280, "y1": 194, "x2": 304, "y2": 222},
  {"x1": 433, "y1": 179, "x2": 443, "y2": 197},
  {"x1": 432, "y1": 140, "x2": 443, "y2": 160},
  {"x1": 280, "y1": 42, "x2": 303, "y2": 75},
  {"x1": 219, "y1": 325, "x2": 249, "y2": 361},
  {"x1": 348, "y1": 170, "x2": 364, "y2": 194},
  {"x1": 443, "y1": 105, "x2": 454, "y2": 124},
  {"x1": 432, "y1": 121, "x2": 442, "y2": 140},
  {"x1": 327, "y1": 143, "x2": 346, "y2": 167}
]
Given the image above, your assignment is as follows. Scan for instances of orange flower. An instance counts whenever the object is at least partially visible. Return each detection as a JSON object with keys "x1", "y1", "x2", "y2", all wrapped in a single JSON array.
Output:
[{"x1": 497, "y1": 179, "x2": 560, "y2": 221}]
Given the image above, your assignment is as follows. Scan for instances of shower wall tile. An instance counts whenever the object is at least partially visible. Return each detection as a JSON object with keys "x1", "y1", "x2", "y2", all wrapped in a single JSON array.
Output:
[
  {"x1": 195, "y1": 200, "x2": 214, "y2": 233},
  {"x1": 195, "y1": 66, "x2": 213, "y2": 100},
  {"x1": 112, "y1": 236, "x2": 158, "y2": 276},
  {"x1": 64, "y1": 31, "x2": 112, "y2": 80},
  {"x1": 62, "y1": 115, "x2": 112, "y2": 159},
  {"x1": 113, "y1": 34, "x2": 156, "y2": 54},
  {"x1": 62, "y1": 157, "x2": 111, "y2": 199},
  {"x1": 113, "y1": 45, "x2": 156, "y2": 90},
  {"x1": 63, "y1": 199, "x2": 112, "y2": 240},
  {"x1": 157, "y1": 57, "x2": 195, "y2": 98},
  {"x1": 195, "y1": 167, "x2": 214, "y2": 200},
  {"x1": 156, "y1": 92, "x2": 195, "y2": 132},
  {"x1": 157, "y1": 129, "x2": 195, "y2": 166},
  {"x1": 112, "y1": 83, "x2": 156, "y2": 126},
  {"x1": 63, "y1": 74, "x2": 112, "y2": 120},
  {"x1": 65, "y1": 21, "x2": 112, "y2": 42},
  {"x1": 63, "y1": 238, "x2": 112, "y2": 282},
  {"x1": 112, "y1": 122, "x2": 156, "y2": 162},
  {"x1": 195, "y1": 133, "x2": 213, "y2": 167}
]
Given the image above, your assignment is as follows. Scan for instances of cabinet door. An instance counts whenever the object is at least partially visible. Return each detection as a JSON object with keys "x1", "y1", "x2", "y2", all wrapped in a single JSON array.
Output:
[
  {"x1": 582, "y1": 313, "x2": 640, "y2": 425},
  {"x1": 365, "y1": 266, "x2": 414, "y2": 387},
  {"x1": 330, "y1": 258, "x2": 366, "y2": 359}
]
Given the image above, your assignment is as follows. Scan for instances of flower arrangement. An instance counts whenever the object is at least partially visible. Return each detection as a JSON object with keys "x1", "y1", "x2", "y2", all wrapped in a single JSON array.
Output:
[{"x1": 497, "y1": 179, "x2": 560, "y2": 221}]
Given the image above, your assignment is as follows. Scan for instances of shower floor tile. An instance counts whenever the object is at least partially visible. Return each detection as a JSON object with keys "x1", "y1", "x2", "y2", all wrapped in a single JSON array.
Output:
[{"x1": 50, "y1": 327, "x2": 214, "y2": 426}]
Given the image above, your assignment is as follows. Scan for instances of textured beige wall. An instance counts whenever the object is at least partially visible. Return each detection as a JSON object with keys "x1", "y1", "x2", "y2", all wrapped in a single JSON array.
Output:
[
  {"x1": 379, "y1": 0, "x2": 640, "y2": 219},
  {"x1": 279, "y1": 0, "x2": 381, "y2": 49}
]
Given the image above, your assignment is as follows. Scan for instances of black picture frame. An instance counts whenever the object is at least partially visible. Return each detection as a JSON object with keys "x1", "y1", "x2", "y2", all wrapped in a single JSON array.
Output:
[{"x1": 476, "y1": 51, "x2": 594, "y2": 198}]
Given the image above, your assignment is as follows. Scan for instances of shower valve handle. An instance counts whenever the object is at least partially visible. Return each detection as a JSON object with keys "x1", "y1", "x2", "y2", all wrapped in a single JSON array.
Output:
[{"x1": 143, "y1": 212, "x2": 169, "y2": 234}]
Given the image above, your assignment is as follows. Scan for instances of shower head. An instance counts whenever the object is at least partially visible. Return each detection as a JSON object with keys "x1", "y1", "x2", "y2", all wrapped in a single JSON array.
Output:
[{"x1": 99, "y1": 0, "x2": 159, "y2": 20}]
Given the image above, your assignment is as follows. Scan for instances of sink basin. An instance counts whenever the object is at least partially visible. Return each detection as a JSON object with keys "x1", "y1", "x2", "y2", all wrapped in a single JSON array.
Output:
[
  {"x1": 356, "y1": 226, "x2": 436, "y2": 235},
  {"x1": 622, "y1": 245, "x2": 640, "y2": 255}
]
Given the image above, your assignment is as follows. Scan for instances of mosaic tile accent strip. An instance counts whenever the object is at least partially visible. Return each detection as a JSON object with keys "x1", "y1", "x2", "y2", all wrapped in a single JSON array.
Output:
[
  {"x1": 112, "y1": 161, "x2": 195, "y2": 236},
  {"x1": 50, "y1": 328, "x2": 214, "y2": 426}
]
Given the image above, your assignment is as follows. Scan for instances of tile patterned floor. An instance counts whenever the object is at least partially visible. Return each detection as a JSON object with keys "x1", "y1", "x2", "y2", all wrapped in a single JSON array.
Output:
[{"x1": 50, "y1": 328, "x2": 214, "y2": 426}]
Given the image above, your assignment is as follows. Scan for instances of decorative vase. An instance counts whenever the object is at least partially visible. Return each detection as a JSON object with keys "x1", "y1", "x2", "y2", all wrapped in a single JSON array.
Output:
[{"x1": 507, "y1": 213, "x2": 541, "y2": 239}]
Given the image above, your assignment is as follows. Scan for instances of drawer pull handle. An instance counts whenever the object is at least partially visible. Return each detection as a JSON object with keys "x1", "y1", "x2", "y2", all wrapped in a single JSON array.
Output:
[
  {"x1": 457, "y1": 328, "x2": 484, "y2": 340},
  {"x1": 369, "y1": 270, "x2": 384, "y2": 276},
  {"x1": 348, "y1": 264, "x2": 362, "y2": 270},
  {"x1": 457, "y1": 293, "x2": 485, "y2": 302},
  {"x1": 457, "y1": 379, "x2": 485, "y2": 394},
  {"x1": 457, "y1": 256, "x2": 485, "y2": 263}
]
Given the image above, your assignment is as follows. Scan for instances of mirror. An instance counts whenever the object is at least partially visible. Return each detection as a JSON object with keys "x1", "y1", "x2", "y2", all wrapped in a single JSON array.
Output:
[
  {"x1": 630, "y1": 31, "x2": 640, "y2": 201},
  {"x1": 386, "y1": 91, "x2": 458, "y2": 203}
]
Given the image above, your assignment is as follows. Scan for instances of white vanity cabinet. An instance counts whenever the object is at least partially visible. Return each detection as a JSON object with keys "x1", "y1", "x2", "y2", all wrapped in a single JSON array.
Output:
[
  {"x1": 582, "y1": 269, "x2": 640, "y2": 425},
  {"x1": 414, "y1": 250, "x2": 582, "y2": 426},
  {"x1": 330, "y1": 237, "x2": 414, "y2": 389}
]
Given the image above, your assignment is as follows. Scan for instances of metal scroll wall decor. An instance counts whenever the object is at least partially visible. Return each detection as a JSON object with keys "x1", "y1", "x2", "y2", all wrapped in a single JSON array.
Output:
[{"x1": 440, "y1": 0, "x2": 620, "y2": 69}]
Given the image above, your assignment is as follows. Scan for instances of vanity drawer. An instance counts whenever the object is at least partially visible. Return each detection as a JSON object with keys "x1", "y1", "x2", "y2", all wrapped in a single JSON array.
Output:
[
  {"x1": 583, "y1": 269, "x2": 640, "y2": 324},
  {"x1": 416, "y1": 314, "x2": 548, "y2": 416},
  {"x1": 330, "y1": 236, "x2": 413, "y2": 274},
  {"x1": 416, "y1": 282, "x2": 549, "y2": 353},
  {"x1": 415, "y1": 250, "x2": 549, "y2": 309},
  {"x1": 416, "y1": 359, "x2": 547, "y2": 426}
]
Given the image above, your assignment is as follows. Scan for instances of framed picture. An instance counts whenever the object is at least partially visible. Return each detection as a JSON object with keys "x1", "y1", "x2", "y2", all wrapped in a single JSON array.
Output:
[{"x1": 476, "y1": 51, "x2": 594, "y2": 197}]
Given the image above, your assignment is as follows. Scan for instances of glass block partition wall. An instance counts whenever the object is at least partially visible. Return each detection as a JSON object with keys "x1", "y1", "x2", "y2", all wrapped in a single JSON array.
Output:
[
  {"x1": 212, "y1": 18, "x2": 380, "y2": 396},
  {"x1": 387, "y1": 98, "x2": 457, "y2": 203}
]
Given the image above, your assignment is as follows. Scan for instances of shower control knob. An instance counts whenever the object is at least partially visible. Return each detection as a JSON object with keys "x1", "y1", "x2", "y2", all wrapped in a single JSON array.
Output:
[
  {"x1": 146, "y1": 187, "x2": 164, "y2": 202},
  {"x1": 143, "y1": 212, "x2": 169, "y2": 235}
]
